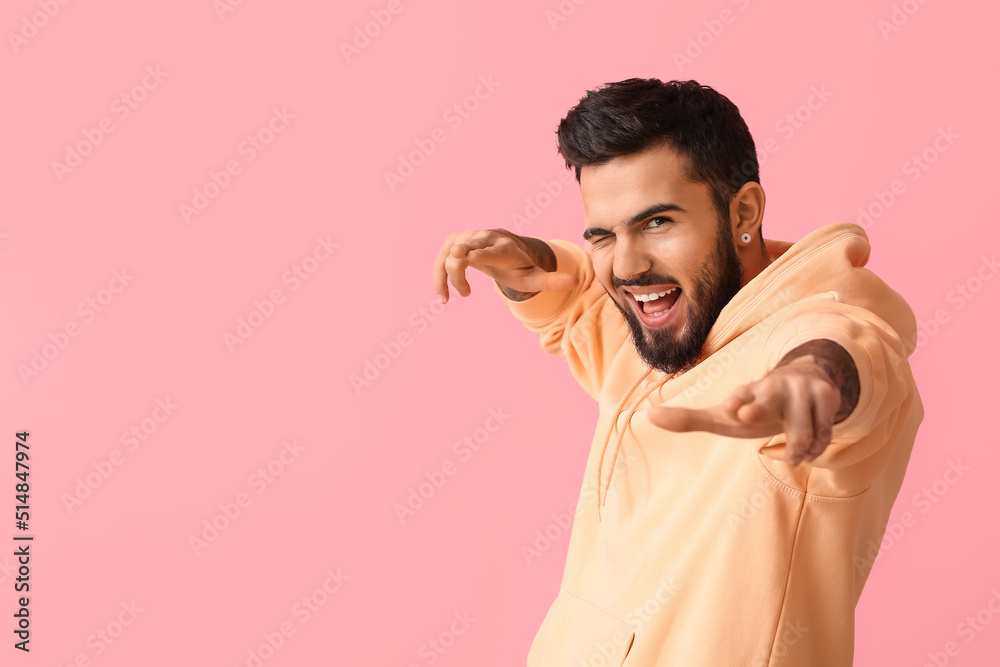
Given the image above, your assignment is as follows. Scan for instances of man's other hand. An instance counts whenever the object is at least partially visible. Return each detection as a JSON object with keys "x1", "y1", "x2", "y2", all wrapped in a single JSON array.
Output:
[{"x1": 647, "y1": 352, "x2": 852, "y2": 468}]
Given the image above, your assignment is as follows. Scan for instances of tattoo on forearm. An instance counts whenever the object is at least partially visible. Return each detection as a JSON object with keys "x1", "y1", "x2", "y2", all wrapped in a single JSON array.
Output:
[
  {"x1": 498, "y1": 285, "x2": 541, "y2": 302},
  {"x1": 488, "y1": 229, "x2": 558, "y2": 302},
  {"x1": 777, "y1": 339, "x2": 861, "y2": 423}
]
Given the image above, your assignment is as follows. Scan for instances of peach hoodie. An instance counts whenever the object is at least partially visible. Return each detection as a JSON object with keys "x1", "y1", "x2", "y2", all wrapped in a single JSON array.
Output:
[{"x1": 494, "y1": 222, "x2": 923, "y2": 666}]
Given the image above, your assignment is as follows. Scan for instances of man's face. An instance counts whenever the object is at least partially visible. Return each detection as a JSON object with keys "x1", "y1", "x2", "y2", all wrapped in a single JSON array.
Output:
[{"x1": 580, "y1": 143, "x2": 744, "y2": 375}]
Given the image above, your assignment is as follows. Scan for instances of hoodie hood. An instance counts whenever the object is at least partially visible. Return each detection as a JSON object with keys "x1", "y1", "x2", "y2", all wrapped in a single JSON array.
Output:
[
  {"x1": 702, "y1": 221, "x2": 917, "y2": 360},
  {"x1": 594, "y1": 222, "x2": 919, "y2": 516}
]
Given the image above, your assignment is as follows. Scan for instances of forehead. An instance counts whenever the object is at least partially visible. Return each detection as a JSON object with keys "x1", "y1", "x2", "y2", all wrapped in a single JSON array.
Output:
[{"x1": 580, "y1": 143, "x2": 706, "y2": 224}]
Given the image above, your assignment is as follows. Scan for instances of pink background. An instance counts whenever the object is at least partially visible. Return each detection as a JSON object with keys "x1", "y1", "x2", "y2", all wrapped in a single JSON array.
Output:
[{"x1": 1, "y1": 0, "x2": 998, "y2": 664}]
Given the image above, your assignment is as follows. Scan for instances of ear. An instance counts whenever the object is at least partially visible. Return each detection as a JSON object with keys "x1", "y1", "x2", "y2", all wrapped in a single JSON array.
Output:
[{"x1": 729, "y1": 181, "x2": 766, "y2": 244}]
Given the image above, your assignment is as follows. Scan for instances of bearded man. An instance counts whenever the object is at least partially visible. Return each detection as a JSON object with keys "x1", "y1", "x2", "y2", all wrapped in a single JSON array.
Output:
[{"x1": 431, "y1": 78, "x2": 922, "y2": 666}]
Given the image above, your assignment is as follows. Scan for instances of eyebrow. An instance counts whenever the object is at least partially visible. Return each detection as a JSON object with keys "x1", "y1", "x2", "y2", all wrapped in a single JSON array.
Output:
[{"x1": 582, "y1": 202, "x2": 686, "y2": 241}]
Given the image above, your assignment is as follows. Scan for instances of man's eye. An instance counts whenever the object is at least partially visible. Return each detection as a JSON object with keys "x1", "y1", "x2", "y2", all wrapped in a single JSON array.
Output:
[{"x1": 647, "y1": 217, "x2": 672, "y2": 229}]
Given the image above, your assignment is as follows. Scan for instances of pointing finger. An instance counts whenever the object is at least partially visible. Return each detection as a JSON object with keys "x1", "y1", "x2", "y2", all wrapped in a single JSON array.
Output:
[
  {"x1": 648, "y1": 406, "x2": 716, "y2": 433},
  {"x1": 648, "y1": 405, "x2": 781, "y2": 439},
  {"x1": 722, "y1": 384, "x2": 754, "y2": 422},
  {"x1": 783, "y1": 384, "x2": 815, "y2": 467},
  {"x1": 802, "y1": 385, "x2": 837, "y2": 463}
]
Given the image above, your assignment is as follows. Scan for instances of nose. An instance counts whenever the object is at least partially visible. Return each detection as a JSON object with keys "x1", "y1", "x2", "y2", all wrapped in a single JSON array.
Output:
[{"x1": 613, "y1": 235, "x2": 653, "y2": 283}]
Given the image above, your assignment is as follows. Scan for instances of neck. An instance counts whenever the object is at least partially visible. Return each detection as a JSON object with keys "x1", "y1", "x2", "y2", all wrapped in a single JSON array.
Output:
[{"x1": 739, "y1": 250, "x2": 772, "y2": 288}]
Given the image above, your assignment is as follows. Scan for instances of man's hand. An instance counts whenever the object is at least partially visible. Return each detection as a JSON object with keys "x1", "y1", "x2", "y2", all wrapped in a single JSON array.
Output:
[
  {"x1": 647, "y1": 339, "x2": 860, "y2": 467},
  {"x1": 432, "y1": 228, "x2": 578, "y2": 303}
]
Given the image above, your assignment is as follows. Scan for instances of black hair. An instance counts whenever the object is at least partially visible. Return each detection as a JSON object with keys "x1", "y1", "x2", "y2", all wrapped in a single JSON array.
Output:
[{"x1": 556, "y1": 78, "x2": 761, "y2": 233}]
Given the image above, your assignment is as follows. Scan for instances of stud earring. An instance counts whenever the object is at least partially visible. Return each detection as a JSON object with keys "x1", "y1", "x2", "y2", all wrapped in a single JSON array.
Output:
[{"x1": 740, "y1": 232, "x2": 752, "y2": 244}]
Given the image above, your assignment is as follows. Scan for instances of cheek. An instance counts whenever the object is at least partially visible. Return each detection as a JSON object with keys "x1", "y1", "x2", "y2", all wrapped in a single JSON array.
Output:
[
  {"x1": 652, "y1": 234, "x2": 710, "y2": 284},
  {"x1": 591, "y1": 257, "x2": 614, "y2": 290},
  {"x1": 649, "y1": 243, "x2": 692, "y2": 286}
]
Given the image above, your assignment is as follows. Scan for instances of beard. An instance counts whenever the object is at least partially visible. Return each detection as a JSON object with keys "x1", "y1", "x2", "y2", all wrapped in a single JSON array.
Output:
[{"x1": 607, "y1": 221, "x2": 744, "y2": 375}]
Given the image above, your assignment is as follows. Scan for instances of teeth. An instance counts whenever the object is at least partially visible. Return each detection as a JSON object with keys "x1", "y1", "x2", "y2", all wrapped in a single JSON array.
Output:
[{"x1": 633, "y1": 287, "x2": 676, "y2": 302}]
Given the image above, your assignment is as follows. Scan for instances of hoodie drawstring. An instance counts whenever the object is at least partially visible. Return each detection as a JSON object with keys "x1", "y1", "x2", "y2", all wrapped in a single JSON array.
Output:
[
  {"x1": 595, "y1": 369, "x2": 651, "y2": 521},
  {"x1": 596, "y1": 368, "x2": 685, "y2": 521}
]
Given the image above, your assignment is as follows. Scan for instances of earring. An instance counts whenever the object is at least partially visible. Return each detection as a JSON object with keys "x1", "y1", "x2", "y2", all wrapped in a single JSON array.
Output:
[{"x1": 740, "y1": 232, "x2": 752, "y2": 244}]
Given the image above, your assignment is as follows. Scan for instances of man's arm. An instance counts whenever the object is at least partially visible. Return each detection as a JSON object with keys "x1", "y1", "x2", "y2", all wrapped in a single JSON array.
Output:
[
  {"x1": 646, "y1": 295, "x2": 918, "y2": 476},
  {"x1": 775, "y1": 339, "x2": 860, "y2": 424},
  {"x1": 432, "y1": 227, "x2": 623, "y2": 400},
  {"x1": 486, "y1": 230, "x2": 558, "y2": 302},
  {"x1": 646, "y1": 337, "x2": 862, "y2": 467},
  {"x1": 431, "y1": 228, "x2": 575, "y2": 304}
]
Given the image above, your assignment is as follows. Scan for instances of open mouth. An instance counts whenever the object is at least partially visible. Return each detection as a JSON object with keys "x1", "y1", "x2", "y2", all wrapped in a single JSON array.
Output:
[{"x1": 627, "y1": 287, "x2": 682, "y2": 327}]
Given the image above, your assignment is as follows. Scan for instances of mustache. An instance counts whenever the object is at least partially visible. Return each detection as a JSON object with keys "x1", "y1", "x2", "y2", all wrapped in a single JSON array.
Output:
[{"x1": 612, "y1": 272, "x2": 680, "y2": 289}]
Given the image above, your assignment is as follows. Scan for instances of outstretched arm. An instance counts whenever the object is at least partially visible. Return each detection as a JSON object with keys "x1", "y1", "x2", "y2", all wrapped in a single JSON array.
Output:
[
  {"x1": 432, "y1": 228, "x2": 575, "y2": 304},
  {"x1": 648, "y1": 339, "x2": 860, "y2": 467},
  {"x1": 486, "y1": 230, "x2": 558, "y2": 302}
]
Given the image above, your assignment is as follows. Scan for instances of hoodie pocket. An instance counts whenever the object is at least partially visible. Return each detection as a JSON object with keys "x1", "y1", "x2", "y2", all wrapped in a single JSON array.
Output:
[{"x1": 527, "y1": 588, "x2": 636, "y2": 667}]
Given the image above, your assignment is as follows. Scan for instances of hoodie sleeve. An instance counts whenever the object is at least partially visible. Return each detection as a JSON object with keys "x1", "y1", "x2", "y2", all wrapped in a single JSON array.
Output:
[
  {"x1": 756, "y1": 297, "x2": 921, "y2": 473},
  {"x1": 492, "y1": 238, "x2": 627, "y2": 401}
]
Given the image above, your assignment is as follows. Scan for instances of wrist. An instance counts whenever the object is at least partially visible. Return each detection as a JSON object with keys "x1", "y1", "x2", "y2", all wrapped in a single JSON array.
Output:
[
  {"x1": 775, "y1": 339, "x2": 860, "y2": 423},
  {"x1": 487, "y1": 230, "x2": 556, "y2": 301},
  {"x1": 496, "y1": 282, "x2": 540, "y2": 302},
  {"x1": 487, "y1": 229, "x2": 556, "y2": 272}
]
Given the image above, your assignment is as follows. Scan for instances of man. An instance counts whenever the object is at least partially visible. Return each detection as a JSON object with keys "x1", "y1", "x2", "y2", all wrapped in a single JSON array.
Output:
[{"x1": 431, "y1": 79, "x2": 922, "y2": 666}]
